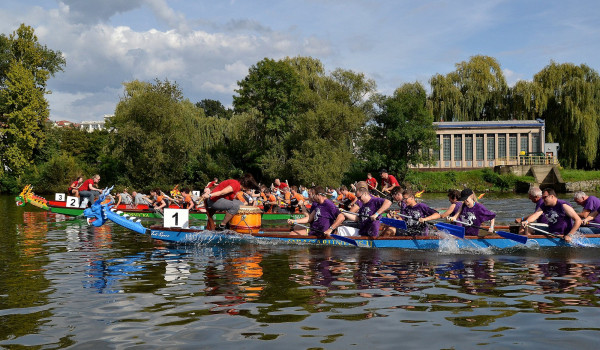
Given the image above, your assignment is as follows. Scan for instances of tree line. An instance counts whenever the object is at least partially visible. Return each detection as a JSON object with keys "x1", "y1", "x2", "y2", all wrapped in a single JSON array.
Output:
[{"x1": 1, "y1": 24, "x2": 599, "y2": 194}]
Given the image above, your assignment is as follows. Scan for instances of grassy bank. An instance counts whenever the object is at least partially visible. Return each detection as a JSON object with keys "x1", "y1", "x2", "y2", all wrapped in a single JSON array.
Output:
[
  {"x1": 559, "y1": 169, "x2": 600, "y2": 182},
  {"x1": 404, "y1": 169, "x2": 535, "y2": 193}
]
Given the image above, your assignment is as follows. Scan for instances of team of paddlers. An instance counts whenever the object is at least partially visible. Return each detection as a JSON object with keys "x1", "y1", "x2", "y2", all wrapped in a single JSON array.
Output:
[{"x1": 67, "y1": 169, "x2": 600, "y2": 242}]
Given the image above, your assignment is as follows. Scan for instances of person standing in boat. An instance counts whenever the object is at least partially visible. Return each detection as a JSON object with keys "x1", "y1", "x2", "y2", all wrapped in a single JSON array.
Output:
[
  {"x1": 522, "y1": 188, "x2": 581, "y2": 242},
  {"x1": 78, "y1": 174, "x2": 102, "y2": 208},
  {"x1": 439, "y1": 189, "x2": 462, "y2": 220},
  {"x1": 338, "y1": 181, "x2": 392, "y2": 237},
  {"x1": 68, "y1": 176, "x2": 83, "y2": 197},
  {"x1": 572, "y1": 191, "x2": 600, "y2": 234},
  {"x1": 449, "y1": 188, "x2": 496, "y2": 236},
  {"x1": 380, "y1": 169, "x2": 399, "y2": 195},
  {"x1": 287, "y1": 186, "x2": 344, "y2": 237},
  {"x1": 202, "y1": 173, "x2": 259, "y2": 230}
]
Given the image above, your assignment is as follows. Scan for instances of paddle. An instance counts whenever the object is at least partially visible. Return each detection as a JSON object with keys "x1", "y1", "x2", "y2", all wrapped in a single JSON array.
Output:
[
  {"x1": 454, "y1": 219, "x2": 528, "y2": 244},
  {"x1": 584, "y1": 221, "x2": 600, "y2": 227},
  {"x1": 341, "y1": 209, "x2": 408, "y2": 231},
  {"x1": 293, "y1": 223, "x2": 359, "y2": 247},
  {"x1": 526, "y1": 224, "x2": 563, "y2": 238},
  {"x1": 434, "y1": 222, "x2": 466, "y2": 239}
]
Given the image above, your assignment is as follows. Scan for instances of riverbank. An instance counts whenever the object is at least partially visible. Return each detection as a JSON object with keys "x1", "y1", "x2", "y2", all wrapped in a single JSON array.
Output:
[{"x1": 405, "y1": 168, "x2": 600, "y2": 193}]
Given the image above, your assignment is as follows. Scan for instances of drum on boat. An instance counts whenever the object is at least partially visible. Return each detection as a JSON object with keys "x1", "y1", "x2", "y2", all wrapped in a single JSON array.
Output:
[{"x1": 230, "y1": 206, "x2": 263, "y2": 233}]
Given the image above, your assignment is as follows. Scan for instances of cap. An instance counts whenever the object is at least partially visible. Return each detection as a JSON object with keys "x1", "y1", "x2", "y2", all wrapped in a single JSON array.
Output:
[{"x1": 458, "y1": 188, "x2": 474, "y2": 201}]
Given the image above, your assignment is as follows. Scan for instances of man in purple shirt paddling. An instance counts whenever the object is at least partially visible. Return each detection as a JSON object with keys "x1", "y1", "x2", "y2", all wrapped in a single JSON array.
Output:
[
  {"x1": 573, "y1": 191, "x2": 600, "y2": 234},
  {"x1": 288, "y1": 186, "x2": 345, "y2": 237},
  {"x1": 516, "y1": 187, "x2": 548, "y2": 234},
  {"x1": 338, "y1": 181, "x2": 392, "y2": 237},
  {"x1": 522, "y1": 188, "x2": 581, "y2": 242}
]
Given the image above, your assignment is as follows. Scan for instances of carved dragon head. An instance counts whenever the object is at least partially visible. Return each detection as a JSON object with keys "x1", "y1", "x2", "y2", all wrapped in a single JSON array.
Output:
[{"x1": 84, "y1": 186, "x2": 114, "y2": 227}]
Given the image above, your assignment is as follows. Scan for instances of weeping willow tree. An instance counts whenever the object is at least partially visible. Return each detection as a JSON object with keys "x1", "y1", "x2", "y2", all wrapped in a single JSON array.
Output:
[
  {"x1": 507, "y1": 80, "x2": 544, "y2": 120},
  {"x1": 106, "y1": 79, "x2": 230, "y2": 188},
  {"x1": 533, "y1": 62, "x2": 600, "y2": 168},
  {"x1": 429, "y1": 55, "x2": 508, "y2": 121}
]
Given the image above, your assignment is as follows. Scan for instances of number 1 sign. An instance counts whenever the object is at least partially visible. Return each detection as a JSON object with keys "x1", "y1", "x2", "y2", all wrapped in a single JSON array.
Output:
[{"x1": 164, "y1": 208, "x2": 189, "y2": 229}]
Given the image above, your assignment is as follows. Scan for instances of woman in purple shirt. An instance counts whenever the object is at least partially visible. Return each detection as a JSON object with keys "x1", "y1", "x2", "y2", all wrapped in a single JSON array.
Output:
[
  {"x1": 440, "y1": 189, "x2": 462, "y2": 220},
  {"x1": 399, "y1": 189, "x2": 440, "y2": 235},
  {"x1": 449, "y1": 188, "x2": 496, "y2": 236}
]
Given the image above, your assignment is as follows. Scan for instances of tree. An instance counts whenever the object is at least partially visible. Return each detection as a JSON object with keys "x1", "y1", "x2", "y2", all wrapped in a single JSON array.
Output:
[
  {"x1": 533, "y1": 62, "x2": 600, "y2": 168},
  {"x1": 196, "y1": 99, "x2": 232, "y2": 119},
  {"x1": 0, "y1": 24, "x2": 65, "y2": 175},
  {"x1": 363, "y1": 82, "x2": 438, "y2": 182},
  {"x1": 429, "y1": 55, "x2": 508, "y2": 121}
]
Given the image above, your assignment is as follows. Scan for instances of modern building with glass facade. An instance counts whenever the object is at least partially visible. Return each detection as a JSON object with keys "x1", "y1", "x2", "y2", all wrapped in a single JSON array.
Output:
[{"x1": 414, "y1": 120, "x2": 557, "y2": 169}]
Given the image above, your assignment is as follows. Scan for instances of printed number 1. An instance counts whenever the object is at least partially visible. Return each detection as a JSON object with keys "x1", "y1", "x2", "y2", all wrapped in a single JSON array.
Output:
[{"x1": 172, "y1": 212, "x2": 179, "y2": 226}]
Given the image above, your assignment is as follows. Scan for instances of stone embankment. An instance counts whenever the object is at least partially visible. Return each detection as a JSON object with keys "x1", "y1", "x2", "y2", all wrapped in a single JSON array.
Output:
[{"x1": 565, "y1": 180, "x2": 600, "y2": 192}]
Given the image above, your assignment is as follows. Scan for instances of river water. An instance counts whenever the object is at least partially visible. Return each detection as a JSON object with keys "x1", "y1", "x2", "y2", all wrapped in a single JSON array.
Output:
[{"x1": 2, "y1": 193, "x2": 600, "y2": 349}]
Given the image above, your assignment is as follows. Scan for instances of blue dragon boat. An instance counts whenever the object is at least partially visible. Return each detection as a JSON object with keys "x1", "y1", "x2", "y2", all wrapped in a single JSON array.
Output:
[{"x1": 84, "y1": 189, "x2": 600, "y2": 250}]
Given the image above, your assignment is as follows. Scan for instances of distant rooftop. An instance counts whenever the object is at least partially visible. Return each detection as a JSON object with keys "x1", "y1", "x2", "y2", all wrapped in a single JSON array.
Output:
[{"x1": 434, "y1": 120, "x2": 544, "y2": 129}]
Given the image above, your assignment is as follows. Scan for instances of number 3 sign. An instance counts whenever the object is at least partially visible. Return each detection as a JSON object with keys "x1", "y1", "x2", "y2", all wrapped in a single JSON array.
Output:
[{"x1": 164, "y1": 209, "x2": 189, "y2": 229}]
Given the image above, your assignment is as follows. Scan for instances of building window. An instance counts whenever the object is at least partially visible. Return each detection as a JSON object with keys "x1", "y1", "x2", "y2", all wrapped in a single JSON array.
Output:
[
  {"x1": 532, "y1": 133, "x2": 540, "y2": 153},
  {"x1": 465, "y1": 135, "x2": 473, "y2": 161},
  {"x1": 476, "y1": 134, "x2": 484, "y2": 161},
  {"x1": 509, "y1": 133, "x2": 517, "y2": 157},
  {"x1": 433, "y1": 135, "x2": 440, "y2": 161},
  {"x1": 454, "y1": 135, "x2": 462, "y2": 161},
  {"x1": 443, "y1": 135, "x2": 451, "y2": 161},
  {"x1": 487, "y1": 134, "x2": 495, "y2": 160},
  {"x1": 498, "y1": 134, "x2": 506, "y2": 158},
  {"x1": 520, "y1": 133, "x2": 528, "y2": 154}
]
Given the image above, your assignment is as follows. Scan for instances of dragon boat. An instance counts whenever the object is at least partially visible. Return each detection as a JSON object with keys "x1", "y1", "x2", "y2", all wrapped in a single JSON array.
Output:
[
  {"x1": 15, "y1": 186, "x2": 306, "y2": 221},
  {"x1": 81, "y1": 188, "x2": 600, "y2": 250}
]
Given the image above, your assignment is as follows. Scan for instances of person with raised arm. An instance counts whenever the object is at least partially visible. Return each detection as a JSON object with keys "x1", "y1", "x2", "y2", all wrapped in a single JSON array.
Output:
[{"x1": 521, "y1": 188, "x2": 581, "y2": 242}]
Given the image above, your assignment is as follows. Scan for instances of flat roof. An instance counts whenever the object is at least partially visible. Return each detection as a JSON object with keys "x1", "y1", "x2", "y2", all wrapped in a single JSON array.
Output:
[{"x1": 434, "y1": 120, "x2": 544, "y2": 129}]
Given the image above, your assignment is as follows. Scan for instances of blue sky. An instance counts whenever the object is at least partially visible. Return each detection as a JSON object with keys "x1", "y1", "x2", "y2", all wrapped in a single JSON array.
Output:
[{"x1": 1, "y1": 0, "x2": 598, "y2": 122}]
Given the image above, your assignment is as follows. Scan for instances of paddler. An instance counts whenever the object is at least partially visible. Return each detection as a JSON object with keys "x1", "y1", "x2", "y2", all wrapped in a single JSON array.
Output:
[
  {"x1": 202, "y1": 173, "x2": 259, "y2": 230},
  {"x1": 366, "y1": 173, "x2": 378, "y2": 195},
  {"x1": 380, "y1": 169, "x2": 400, "y2": 195},
  {"x1": 573, "y1": 191, "x2": 600, "y2": 234},
  {"x1": 397, "y1": 189, "x2": 440, "y2": 235},
  {"x1": 68, "y1": 176, "x2": 83, "y2": 197},
  {"x1": 449, "y1": 188, "x2": 496, "y2": 237},
  {"x1": 515, "y1": 187, "x2": 548, "y2": 234},
  {"x1": 439, "y1": 189, "x2": 462, "y2": 220},
  {"x1": 288, "y1": 186, "x2": 306, "y2": 213},
  {"x1": 521, "y1": 188, "x2": 581, "y2": 242},
  {"x1": 287, "y1": 186, "x2": 345, "y2": 237},
  {"x1": 338, "y1": 185, "x2": 357, "y2": 210},
  {"x1": 180, "y1": 188, "x2": 196, "y2": 210},
  {"x1": 336, "y1": 181, "x2": 392, "y2": 237}
]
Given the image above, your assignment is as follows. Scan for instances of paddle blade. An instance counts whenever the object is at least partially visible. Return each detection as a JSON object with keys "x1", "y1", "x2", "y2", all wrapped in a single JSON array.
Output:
[
  {"x1": 435, "y1": 222, "x2": 465, "y2": 239},
  {"x1": 495, "y1": 231, "x2": 528, "y2": 244},
  {"x1": 331, "y1": 234, "x2": 359, "y2": 247},
  {"x1": 380, "y1": 217, "x2": 407, "y2": 230}
]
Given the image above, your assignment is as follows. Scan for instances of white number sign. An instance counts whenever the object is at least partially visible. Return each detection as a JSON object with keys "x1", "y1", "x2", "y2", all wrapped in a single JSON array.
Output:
[
  {"x1": 164, "y1": 208, "x2": 189, "y2": 229},
  {"x1": 55, "y1": 193, "x2": 66, "y2": 201},
  {"x1": 192, "y1": 191, "x2": 201, "y2": 197},
  {"x1": 66, "y1": 196, "x2": 80, "y2": 208}
]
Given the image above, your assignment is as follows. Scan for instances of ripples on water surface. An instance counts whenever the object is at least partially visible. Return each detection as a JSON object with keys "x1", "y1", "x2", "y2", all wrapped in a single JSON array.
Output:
[{"x1": 2, "y1": 194, "x2": 600, "y2": 349}]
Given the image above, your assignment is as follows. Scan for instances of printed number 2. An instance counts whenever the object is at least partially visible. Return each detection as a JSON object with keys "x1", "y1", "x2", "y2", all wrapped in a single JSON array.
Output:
[
  {"x1": 172, "y1": 212, "x2": 179, "y2": 226},
  {"x1": 70, "y1": 198, "x2": 76, "y2": 206}
]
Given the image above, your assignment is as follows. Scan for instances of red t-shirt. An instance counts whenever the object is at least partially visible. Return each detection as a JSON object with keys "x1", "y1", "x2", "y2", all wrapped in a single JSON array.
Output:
[
  {"x1": 211, "y1": 179, "x2": 241, "y2": 201},
  {"x1": 275, "y1": 182, "x2": 288, "y2": 190},
  {"x1": 382, "y1": 175, "x2": 399, "y2": 187},
  {"x1": 80, "y1": 179, "x2": 94, "y2": 191},
  {"x1": 366, "y1": 178, "x2": 377, "y2": 189}
]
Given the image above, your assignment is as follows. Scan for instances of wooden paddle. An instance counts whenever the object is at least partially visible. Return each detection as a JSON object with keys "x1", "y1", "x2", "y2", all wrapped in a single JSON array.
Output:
[
  {"x1": 293, "y1": 223, "x2": 359, "y2": 247},
  {"x1": 454, "y1": 219, "x2": 528, "y2": 244}
]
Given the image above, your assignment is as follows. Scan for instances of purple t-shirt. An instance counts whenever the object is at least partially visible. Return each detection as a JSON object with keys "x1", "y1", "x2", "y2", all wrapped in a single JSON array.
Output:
[
  {"x1": 401, "y1": 202, "x2": 438, "y2": 234},
  {"x1": 541, "y1": 199, "x2": 573, "y2": 235},
  {"x1": 357, "y1": 197, "x2": 386, "y2": 237},
  {"x1": 310, "y1": 199, "x2": 340, "y2": 234},
  {"x1": 534, "y1": 198, "x2": 548, "y2": 224},
  {"x1": 457, "y1": 202, "x2": 496, "y2": 236},
  {"x1": 449, "y1": 202, "x2": 462, "y2": 217},
  {"x1": 583, "y1": 196, "x2": 600, "y2": 224}
]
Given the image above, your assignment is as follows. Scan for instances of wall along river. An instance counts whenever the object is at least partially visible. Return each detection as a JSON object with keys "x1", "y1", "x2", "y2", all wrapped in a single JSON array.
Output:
[{"x1": 2, "y1": 193, "x2": 600, "y2": 349}]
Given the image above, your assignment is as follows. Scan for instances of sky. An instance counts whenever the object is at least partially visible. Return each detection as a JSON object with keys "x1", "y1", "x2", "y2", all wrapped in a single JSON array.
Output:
[{"x1": 1, "y1": 0, "x2": 599, "y2": 123}]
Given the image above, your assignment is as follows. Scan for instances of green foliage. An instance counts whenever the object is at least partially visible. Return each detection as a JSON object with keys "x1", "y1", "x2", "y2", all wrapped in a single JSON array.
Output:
[
  {"x1": 0, "y1": 24, "x2": 65, "y2": 176},
  {"x1": 430, "y1": 55, "x2": 508, "y2": 121},
  {"x1": 362, "y1": 82, "x2": 438, "y2": 182},
  {"x1": 35, "y1": 152, "x2": 82, "y2": 193},
  {"x1": 405, "y1": 169, "x2": 533, "y2": 192},
  {"x1": 196, "y1": 99, "x2": 232, "y2": 119}
]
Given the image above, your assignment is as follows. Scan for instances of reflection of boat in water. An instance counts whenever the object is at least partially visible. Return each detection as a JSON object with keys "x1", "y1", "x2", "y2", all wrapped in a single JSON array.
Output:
[
  {"x1": 82, "y1": 189, "x2": 600, "y2": 250},
  {"x1": 15, "y1": 185, "x2": 305, "y2": 221}
]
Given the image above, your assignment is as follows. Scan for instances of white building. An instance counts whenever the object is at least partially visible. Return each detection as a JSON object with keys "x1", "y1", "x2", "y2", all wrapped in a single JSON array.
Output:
[{"x1": 79, "y1": 115, "x2": 113, "y2": 133}]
